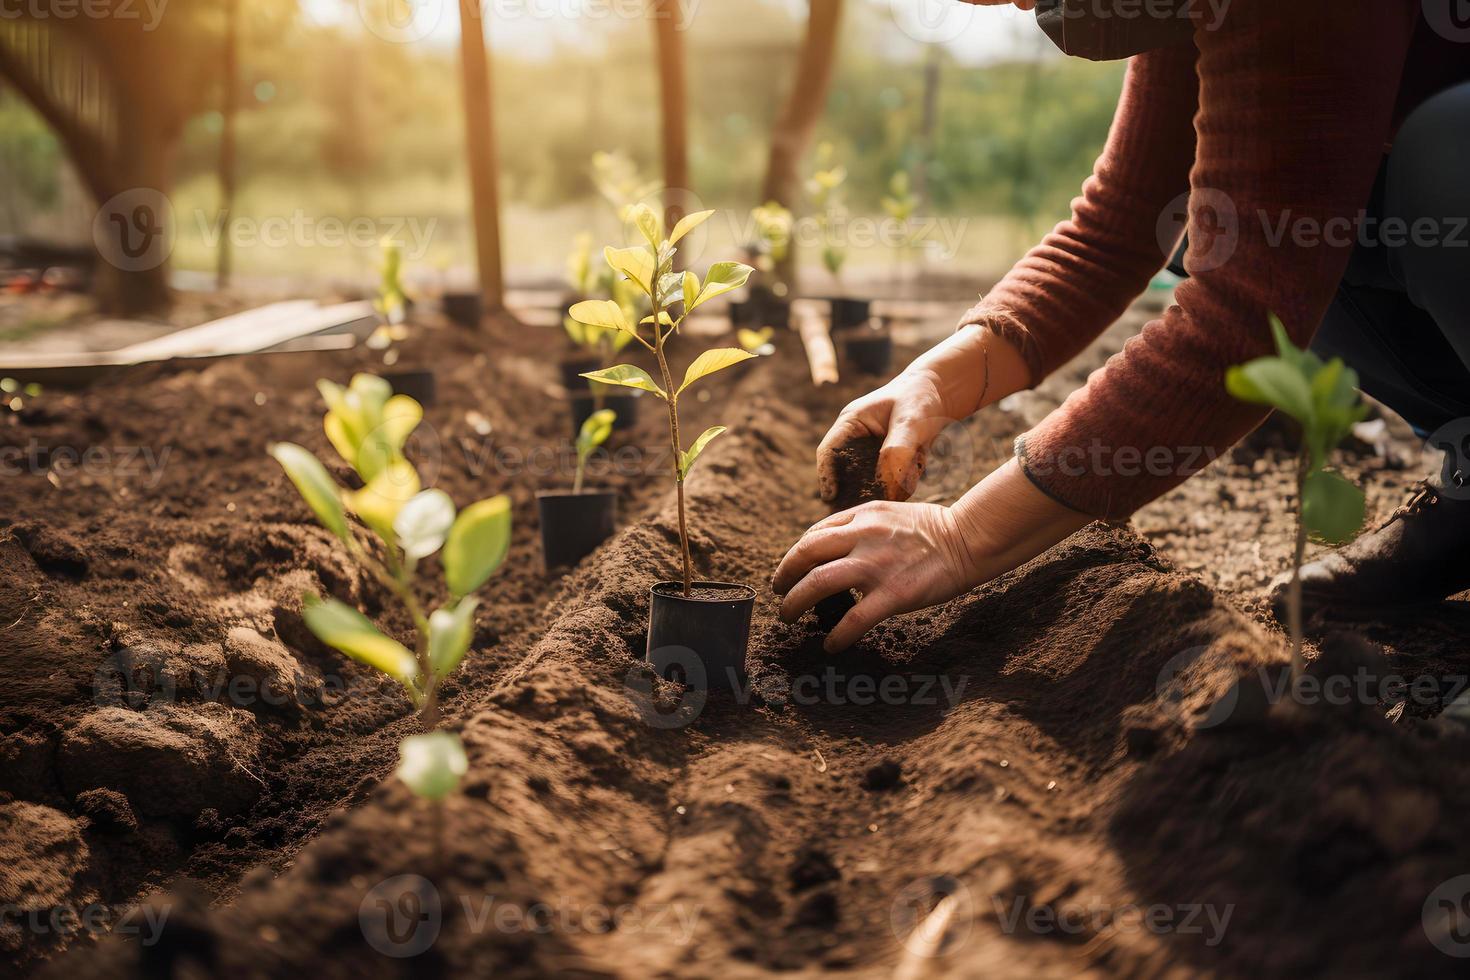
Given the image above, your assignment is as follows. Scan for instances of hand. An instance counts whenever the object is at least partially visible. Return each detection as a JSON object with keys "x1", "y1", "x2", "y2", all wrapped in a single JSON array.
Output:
[
  {"x1": 773, "y1": 500, "x2": 980, "y2": 653},
  {"x1": 776, "y1": 458, "x2": 1093, "y2": 652},
  {"x1": 816, "y1": 326, "x2": 1031, "y2": 503}
]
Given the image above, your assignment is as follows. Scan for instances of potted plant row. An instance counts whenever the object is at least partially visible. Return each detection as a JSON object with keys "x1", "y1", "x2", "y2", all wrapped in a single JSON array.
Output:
[{"x1": 569, "y1": 204, "x2": 759, "y2": 691}]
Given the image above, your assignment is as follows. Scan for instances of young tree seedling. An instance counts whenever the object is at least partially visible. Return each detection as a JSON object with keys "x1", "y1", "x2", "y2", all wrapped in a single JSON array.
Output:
[
  {"x1": 573, "y1": 408, "x2": 616, "y2": 495},
  {"x1": 268, "y1": 373, "x2": 511, "y2": 805},
  {"x1": 807, "y1": 142, "x2": 849, "y2": 287},
  {"x1": 568, "y1": 205, "x2": 757, "y2": 595},
  {"x1": 1227, "y1": 313, "x2": 1369, "y2": 684},
  {"x1": 881, "y1": 170, "x2": 921, "y2": 283},
  {"x1": 749, "y1": 200, "x2": 794, "y2": 296}
]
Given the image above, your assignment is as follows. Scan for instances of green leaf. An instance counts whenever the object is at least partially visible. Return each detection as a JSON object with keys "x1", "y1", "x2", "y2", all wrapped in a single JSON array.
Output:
[
  {"x1": 669, "y1": 209, "x2": 715, "y2": 245},
  {"x1": 581, "y1": 364, "x2": 667, "y2": 400},
  {"x1": 658, "y1": 272, "x2": 685, "y2": 306},
  {"x1": 443, "y1": 495, "x2": 512, "y2": 597},
  {"x1": 396, "y1": 731, "x2": 468, "y2": 801},
  {"x1": 576, "y1": 408, "x2": 616, "y2": 458},
  {"x1": 394, "y1": 488, "x2": 456, "y2": 562},
  {"x1": 678, "y1": 348, "x2": 756, "y2": 395},
  {"x1": 268, "y1": 443, "x2": 350, "y2": 542},
  {"x1": 429, "y1": 597, "x2": 479, "y2": 679},
  {"x1": 604, "y1": 245, "x2": 655, "y2": 295},
  {"x1": 302, "y1": 594, "x2": 418, "y2": 688},
  {"x1": 344, "y1": 458, "x2": 421, "y2": 542},
  {"x1": 1301, "y1": 469, "x2": 1366, "y2": 544},
  {"x1": 680, "y1": 425, "x2": 727, "y2": 478},
  {"x1": 738, "y1": 327, "x2": 774, "y2": 353},
  {"x1": 682, "y1": 271, "x2": 699, "y2": 312},
  {"x1": 1225, "y1": 358, "x2": 1314, "y2": 425},
  {"x1": 690, "y1": 261, "x2": 754, "y2": 310},
  {"x1": 631, "y1": 203, "x2": 662, "y2": 248}
]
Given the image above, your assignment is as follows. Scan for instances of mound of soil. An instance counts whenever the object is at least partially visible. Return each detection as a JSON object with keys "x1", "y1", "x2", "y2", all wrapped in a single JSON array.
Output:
[{"x1": 3, "y1": 305, "x2": 1468, "y2": 978}]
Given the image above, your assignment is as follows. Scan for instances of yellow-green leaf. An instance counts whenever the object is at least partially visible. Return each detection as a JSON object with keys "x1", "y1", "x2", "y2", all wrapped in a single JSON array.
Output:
[
  {"x1": 677, "y1": 348, "x2": 756, "y2": 395},
  {"x1": 631, "y1": 203, "x2": 663, "y2": 247},
  {"x1": 581, "y1": 364, "x2": 667, "y2": 400},
  {"x1": 429, "y1": 597, "x2": 479, "y2": 679},
  {"x1": 690, "y1": 261, "x2": 755, "y2": 310},
  {"x1": 344, "y1": 458, "x2": 421, "y2": 541},
  {"x1": 302, "y1": 593, "x2": 418, "y2": 689},
  {"x1": 604, "y1": 245, "x2": 655, "y2": 295},
  {"x1": 570, "y1": 299, "x2": 632, "y2": 334},
  {"x1": 679, "y1": 425, "x2": 727, "y2": 478},
  {"x1": 669, "y1": 209, "x2": 715, "y2": 245},
  {"x1": 577, "y1": 409, "x2": 617, "y2": 457},
  {"x1": 682, "y1": 270, "x2": 699, "y2": 312},
  {"x1": 269, "y1": 442, "x2": 350, "y2": 541},
  {"x1": 738, "y1": 327, "x2": 775, "y2": 353},
  {"x1": 443, "y1": 495, "x2": 512, "y2": 597}
]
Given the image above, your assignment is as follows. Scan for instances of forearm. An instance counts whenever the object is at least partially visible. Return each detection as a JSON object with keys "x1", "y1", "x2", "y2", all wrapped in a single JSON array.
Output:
[
  {"x1": 948, "y1": 457, "x2": 1092, "y2": 587},
  {"x1": 905, "y1": 324, "x2": 1032, "y2": 421}
]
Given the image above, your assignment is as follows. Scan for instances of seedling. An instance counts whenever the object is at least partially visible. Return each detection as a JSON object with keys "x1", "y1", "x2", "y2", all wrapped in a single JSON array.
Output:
[
  {"x1": 749, "y1": 200, "x2": 794, "y2": 295},
  {"x1": 268, "y1": 373, "x2": 511, "y2": 803},
  {"x1": 591, "y1": 150, "x2": 661, "y2": 226},
  {"x1": 568, "y1": 205, "x2": 756, "y2": 595},
  {"x1": 881, "y1": 170, "x2": 921, "y2": 282},
  {"x1": 807, "y1": 142, "x2": 849, "y2": 286},
  {"x1": 737, "y1": 327, "x2": 775, "y2": 356},
  {"x1": 374, "y1": 239, "x2": 409, "y2": 327},
  {"x1": 1227, "y1": 314, "x2": 1368, "y2": 682},
  {"x1": 573, "y1": 408, "x2": 616, "y2": 495}
]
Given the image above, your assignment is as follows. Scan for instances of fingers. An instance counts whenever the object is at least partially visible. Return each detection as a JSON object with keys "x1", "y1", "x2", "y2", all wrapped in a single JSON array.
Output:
[
  {"x1": 877, "y1": 412, "x2": 952, "y2": 501},
  {"x1": 778, "y1": 557, "x2": 869, "y2": 624},
  {"x1": 816, "y1": 412, "x2": 880, "y2": 503},
  {"x1": 772, "y1": 524, "x2": 857, "y2": 596},
  {"x1": 825, "y1": 588, "x2": 900, "y2": 654}
]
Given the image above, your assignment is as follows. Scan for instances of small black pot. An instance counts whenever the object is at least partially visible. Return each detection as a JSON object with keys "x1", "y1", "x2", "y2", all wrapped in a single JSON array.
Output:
[
  {"x1": 537, "y1": 490, "x2": 617, "y2": 569},
  {"x1": 647, "y1": 581, "x2": 756, "y2": 693},
  {"x1": 441, "y1": 291, "x2": 482, "y2": 328},
  {"x1": 569, "y1": 391, "x2": 640, "y2": 436},
  {"x1": 829, "y1": 297, "x2": 872, "y2": 333},
  {"x1": 384, "y1": 370, "x2": 436, "y2": 406},
  {"x1": 560, "y1": 354, "x2": 601, "y2": 391},
  {"x1": 843, "y1": 330, "x2": 893, "y2": 374}
]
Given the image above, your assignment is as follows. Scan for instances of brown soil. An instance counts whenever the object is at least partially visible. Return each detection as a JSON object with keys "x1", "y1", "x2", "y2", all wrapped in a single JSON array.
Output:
[{"x1": 3, "y1": 303, "x2": 1468, "y2": 979}]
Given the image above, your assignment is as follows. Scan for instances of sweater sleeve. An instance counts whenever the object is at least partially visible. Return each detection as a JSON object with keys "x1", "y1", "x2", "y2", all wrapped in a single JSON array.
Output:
[
  {"x1": 1006, "y1": 0, "x2": 1420, "y2": 520},
  {"x1": 959, "y1": 38, "x2": 1200, "y2": 382}
]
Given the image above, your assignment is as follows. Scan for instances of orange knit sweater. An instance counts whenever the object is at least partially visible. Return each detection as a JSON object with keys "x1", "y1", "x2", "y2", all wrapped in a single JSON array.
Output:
[{"x1": 963, "y1": 0, "x2": 1466, "y2": 519}]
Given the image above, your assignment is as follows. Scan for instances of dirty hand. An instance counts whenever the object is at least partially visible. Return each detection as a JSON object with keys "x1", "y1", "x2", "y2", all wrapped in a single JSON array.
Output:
[
  {"x1": 772, "y1": 499, "x2": 979, "y2": 652},
  {"x1": 777, "y1": 458, "x2": 1093, "y2": 652},
  {"x1": 816, "y1": 325, "x2": 1029, "y2": 503}
]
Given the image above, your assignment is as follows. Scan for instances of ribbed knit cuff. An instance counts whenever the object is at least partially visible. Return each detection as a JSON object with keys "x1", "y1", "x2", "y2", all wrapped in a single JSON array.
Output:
[{"x1": 957, "y1": 304, "x2": 1042, "y2": 389}]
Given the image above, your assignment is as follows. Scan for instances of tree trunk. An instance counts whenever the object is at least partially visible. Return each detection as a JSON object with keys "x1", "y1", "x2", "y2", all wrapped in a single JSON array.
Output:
[
  {"x1": 761, "y1": 0, "x2": 843, "y2": 291},
  {"x1": 457, "y1": 0, "x2": 505, "y2": 317},
  {"x1": 650, "y1": 0, "x2": 688, "y2": 219}
]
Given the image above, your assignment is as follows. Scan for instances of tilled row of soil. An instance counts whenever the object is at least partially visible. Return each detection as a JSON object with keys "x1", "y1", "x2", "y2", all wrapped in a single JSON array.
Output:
[{"x1": 5, "y1": 308, "x2": 1470, "y2": 978}]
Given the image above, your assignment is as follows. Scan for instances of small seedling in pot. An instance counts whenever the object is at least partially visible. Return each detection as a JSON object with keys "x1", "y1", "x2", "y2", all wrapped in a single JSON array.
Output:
[
  {"x1": 267, "y1": 373, "x2": 511, "y2": 810},
  {"x1": 808, "y1": 144, "x2": 868, "y2": 332},
  {"x1": 1227, "y1": 313, "x2": 1368, "y2": 685},
  {"x1": 538, "y1": 408, "x2": 619, "y2": 569},
  {"x1": 733, "y1": 202, "x2": 795, "y2": 330},
  {"x1": 568, "y1": 205, "x2": 760, "y2": 689},
  {"x1": 373, "y1": 238, "x2": 409, "y2": 328},
  {"x1": 881, "y1": 170, "x2": 921, "y2": 291}
]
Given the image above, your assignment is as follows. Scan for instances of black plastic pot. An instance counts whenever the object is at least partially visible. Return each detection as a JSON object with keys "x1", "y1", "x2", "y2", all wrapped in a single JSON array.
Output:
[
  {"x1": 569, "y1": 390, "x2": 640, "y2": 436},
  {"x1": 731, "y1": 289, "x2": 791, "y2": 330},
  {"x1": 828, "y1": 297, "x2": 872, "y2": 333},
  {"x1": 441, "y1": 291, "x2": 482, "y2": 328},
  {"x1": 384, "y1": 371, "x2": 436, "y2": 406},
  {"x1": 647, "y1": 581, "x2": 756, "y2": 693},
  {"x1": 537, "y1": 490, "x2": 617, "y2": 569},
  {"x1": 843, "y1": 330, "x2": 893, "y2": 375},
  {"x1": 560, "y1": 354, "x2": 601, "y2": 391}
]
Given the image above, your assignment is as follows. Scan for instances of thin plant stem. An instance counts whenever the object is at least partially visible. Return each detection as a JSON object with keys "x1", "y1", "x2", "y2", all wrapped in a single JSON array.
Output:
[
  {"x1": 573, "y1": 449, "x2": 586, "y2": 496},
  {"x1": 650, "y1": 280, "x2": 692, "y2": 595},
  {"x1": 1289, "y1": 452, "x2": 1308, "y2": 691}
]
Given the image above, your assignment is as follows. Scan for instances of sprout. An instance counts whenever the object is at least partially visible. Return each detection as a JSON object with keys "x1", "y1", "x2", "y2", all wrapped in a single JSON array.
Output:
[
  {"x1": 267, "y1": 373, "x2": 511, "y2": 802},
  {"x1": 374, "y1": 239, "x2": 408, "y2": 327},
  {"x1": 807, "y1": 142, "x2": 849, "y2": 285},
  {"x1": 881, "y1": 170, "x2": 922, "y2": 274},
  {"x1": 569, "y1": 206, "x2": 757, "y2": 595},
  {"x1": 1227, "y1": 313, "x2": 1369, "y2": 683},
  {"x1": 750, "y1": 201, "x2": 794, "y2": 292},
  {"x1": 573, "y1": 408, "x2": 616, "y2": 495}
]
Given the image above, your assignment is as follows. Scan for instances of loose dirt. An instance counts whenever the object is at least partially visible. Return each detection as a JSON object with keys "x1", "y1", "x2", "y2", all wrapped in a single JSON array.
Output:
[{"x1": 3, "y1": 302, "x2": 1468, "y2": 978}]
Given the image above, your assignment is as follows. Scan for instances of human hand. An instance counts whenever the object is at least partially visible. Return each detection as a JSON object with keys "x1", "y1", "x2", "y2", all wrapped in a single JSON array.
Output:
[{"x1": 816, "y1": 368, "x2": 958, "y2": 504}]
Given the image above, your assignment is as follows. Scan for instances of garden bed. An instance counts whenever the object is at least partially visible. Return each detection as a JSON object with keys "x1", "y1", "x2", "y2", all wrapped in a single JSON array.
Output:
[{"x1": 4, "y1": 306, "x2": 1469, "y2": 978}]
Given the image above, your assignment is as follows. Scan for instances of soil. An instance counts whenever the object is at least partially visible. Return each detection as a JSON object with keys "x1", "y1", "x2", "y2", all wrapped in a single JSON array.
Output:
[{"x1": 3, "y1": 299, "x2": 1469, "y2": 979}]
